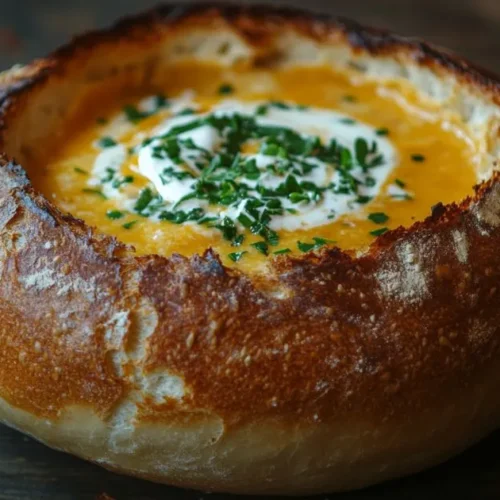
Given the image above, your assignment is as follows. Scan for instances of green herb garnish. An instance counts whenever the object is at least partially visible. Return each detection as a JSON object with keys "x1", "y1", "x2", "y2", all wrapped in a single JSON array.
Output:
[
  {"x1": 123, "y1": 105, "x2": 149, "y2": 123},
  {"x1": 82, "y1": 188, "x2": 107, "y2": 199},
  {"x1": 411, "y1": 154, "x2": 426, "y2": 162},
  {"x1": 251, "y1": 241, "x2": 269, "y2": 255},
  {"x1": 218, "y1": 83, "x2": 235, "y2": 95},
  {"x1": 122, "y1": 220, "x2": 138, "y2": 230},
  {"x1": 370, "y1": 227, "x2": 389, "y2": 237},
  {"x1": 118, "y1": 104, "x2": 390, "y2": 257},
  {"x1": 376, "y1": 127, "x2": 389, "y2": 136},
  {"x1": 368, "y1": 212, "x2": 389, "y2": 224},
  {"x1": 112, "y1": 175, "x2": 134, "y2": 188},
  {"x1": 297, "y1": 237, "x2": 335, "y2": 253},
  {"x1": 297, "y1": 241, "x2": 316, "y2": 252},
  {"x1": 106, "y1": 210, "x2": 124, "y2": 220},
  {"x1": 134, "y1": 187, "x2": 154, "y2": 213},
  {"x1": 155, "y1": 94, "x2": 168, "y2": 109},
  {"x1": 356, "y1": 195, "x2": 373, "y2": 204},
  {"x1": 73, "y1": 167, "x2": 88, "y2": 175},
  {"x1": 274, "y1": 248, "x2": 291, "y2": 255},
  {"x1": 176, "y1": 108, "x2": 196, "y2": 116},
  {"x1": 255, "y1": 104, "x2": 268, "y2": 116},
  {"x1": 97, "y1": 137, "x2": 117, "y2": 148},
  {"x1": 232, "y1": 234, "x2": 245, "y2": 247},
  {"x1": 343, "y1": 95, "x2": 358, "y2": 103},
  {"x1": 228, "y1": 251, "x2": 247, "y2": 262}
]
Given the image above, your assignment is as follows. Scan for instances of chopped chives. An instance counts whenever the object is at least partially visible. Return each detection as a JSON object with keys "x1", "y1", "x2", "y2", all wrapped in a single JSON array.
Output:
[
  {"x1": 228, "y1": 251, "x2": 247, "y2": 262},
  {"x1": 274, "y1": 248, "x2": 291, "y2": 255},
  {"x1": 218, "y1": 83, "x2": 234, "y2": 95},
  {"x1": 411, "y1": 154, "x2": 426, "y2": 162},
  {"x1": 82, "y1": 188, "x2": 107, "y2": 199},
  {"x1": 122, "y1": 220, "x2": 138, "y2": 229},
  {"x1": 368, "y1": 212, "x2": 389, "y2": 224},
  {"x1": 376, "y1": 127, "x2": 389, "y2": 136},
  {"x1": 97, "y1": 136, "x2": 117, "y2": 148},
  {"x1": 106, "y1": 210, "x2": 124, "y2": 220},
  {"x1": 370, "y1": 227, "x2": 389, "y2": 237}
]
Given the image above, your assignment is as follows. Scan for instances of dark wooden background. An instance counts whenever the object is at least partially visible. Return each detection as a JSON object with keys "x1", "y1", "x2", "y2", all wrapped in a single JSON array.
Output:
[{"x1": 1, "y1": 0, "x2": 500, "y2": 498}]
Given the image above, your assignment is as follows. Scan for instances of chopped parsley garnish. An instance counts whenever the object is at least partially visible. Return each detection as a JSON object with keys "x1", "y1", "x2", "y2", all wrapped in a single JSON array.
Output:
[
  {"x1": 112, "y1": 175, "x2": 134, "y2": 188},
  {"x1": 218, "y1": 83, "x2": 235, "y2": 95},
  {"x1": 106, "y1": 210, "x2": 124, "y2": 220},
  {"x1": 134, "y1": 187, "x2": 154, "y2": 213},
  {"x1": 395, "y1": 178, "x2": 406, "y2": 188},
  {"x1": 97, "y1": 137, "x2": 117, "y2": 148},
  {"x1": 228, "y1": 251, "x2": 247, "y2": 262},
  {"x1": 147, "y1": 109, "x2": 385, "y2": 243},
  {"x1": 123, "y1": 105, "x2": 149, "y2": 123},
  {"x1": 342, "y1": 95, "x2": 358, "y2": 103},
  {"x1": 74, "y1": 167, "x2": 88, "y2": 175},
  {"x1": 255, "y1": 101, "x2": 309, "y2": 116},
  {"x1": 368, "y1": 212, "x2": 389, "y2": 224},
  {"x1": 123, "y1": 96, "x2": 169, "y2": 123},
  {"x1": 251, "y1": 241, "x2": 269, "y2": 255},
  {"x1": 370, "y1": 227, "x2": 389, "y2": 237},
  {"x1": 101, "y1": 167, "x2": 115, "y2": 184},
  {"x1": 122, "y1": 220, "x2": 138, "y2": 229},
  {"x1": 274, "y1": 248, "x2": 291, "y2": 255},
  {"x1": 297, "y1": 241, "x2": 316, "y2": 253},
  {"x1": 339, "y1": 118, "x2": 356, "y2": 125},
  {"x1": 96, "y1": 117, "x2": 108, "y2": 125},
  {"x1": 411, "y1": 154, "x2": 426, "y2": 162},
  {"x1": 364, "y1": 176, "x2": 376, "y2": 187},
  {"x1": 154, "y1": 94, "x2": 168, "y2": 108},
  {"x1": 159, "y1": 207, "x2": 205, "y2": 224},
  {"x1": 376, "y1": 127, "x2": 389, "y2": 136},
  {"x1": 270, "y1": 101, "x2": 292, "y2": 110},
  {"x1": 82, "y1": 188, "x2": 107, "y2": 199},
  {"x1": 96, "y1": 102, "x2": 391, "y2": 258},
  {"x1": 356, "y1": 195, "x2": 373, "y2": 204},
  {"x1": 355, "y1": 138, "x2": 369, "y2": 167},
  {"x1": 123, "y1": 94, "x2": 168, "y2": 123},
  {"x1": 255, "y1": 104, "x2": 268, "y2": 116},
  {"x1": 176, "y1": 108, "x2": 196, "y2": 116},
  {"x1": 216, "y1": 217, "x2": 238, "y2": 242},
  {"x1": 232, "y1": 234, "x2": 245, "y2": 247},
  {"x1": 297, "y1": 237, "x2": 335, "y2": 253}
]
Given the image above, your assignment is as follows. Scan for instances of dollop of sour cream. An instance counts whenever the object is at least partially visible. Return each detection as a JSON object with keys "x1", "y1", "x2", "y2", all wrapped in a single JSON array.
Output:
[{"x1": 90, "y1": 92, "x2": 398, "y2": 239}]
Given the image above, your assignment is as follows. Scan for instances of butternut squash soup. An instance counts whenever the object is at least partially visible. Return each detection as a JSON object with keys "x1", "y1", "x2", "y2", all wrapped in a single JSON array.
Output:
[{"x1": 32, "y1": 63, "x2": 477, "y2": 272}]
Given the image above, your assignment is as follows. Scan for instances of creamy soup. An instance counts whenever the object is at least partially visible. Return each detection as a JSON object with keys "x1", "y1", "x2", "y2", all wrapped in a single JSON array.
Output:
[{"x1": 31, "y1": 63, "x2": 478, "y2": 272}]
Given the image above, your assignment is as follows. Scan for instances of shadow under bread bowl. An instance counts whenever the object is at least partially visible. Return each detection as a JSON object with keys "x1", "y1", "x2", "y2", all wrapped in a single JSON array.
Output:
[{"x1": 0, "y1": 3, "x2": 500, "y2": 495}]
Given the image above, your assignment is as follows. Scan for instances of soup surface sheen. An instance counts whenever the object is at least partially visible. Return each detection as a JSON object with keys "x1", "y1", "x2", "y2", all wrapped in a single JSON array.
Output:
[{"x1": 33, "y1": 63, "x2": 478, "y2": 272}]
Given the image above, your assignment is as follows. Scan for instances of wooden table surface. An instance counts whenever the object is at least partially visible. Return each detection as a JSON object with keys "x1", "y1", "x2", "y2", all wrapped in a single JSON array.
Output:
[{"x1": 1, "y1": 0, "x2": 500, "y2": 498}]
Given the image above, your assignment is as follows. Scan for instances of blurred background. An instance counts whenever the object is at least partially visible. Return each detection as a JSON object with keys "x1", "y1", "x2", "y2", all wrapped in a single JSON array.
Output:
[
  {"x1": 1, "y1": 0, "x2": 500, "y2": 72},
  {"x1": 1, "y1": 1, "x2": 500, "y2": 499}
]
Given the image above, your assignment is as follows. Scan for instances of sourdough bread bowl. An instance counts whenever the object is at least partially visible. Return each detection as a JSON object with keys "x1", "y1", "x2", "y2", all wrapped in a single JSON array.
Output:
[{"x1": 1, "y1": 3, "x2": 500, "y2": 495}]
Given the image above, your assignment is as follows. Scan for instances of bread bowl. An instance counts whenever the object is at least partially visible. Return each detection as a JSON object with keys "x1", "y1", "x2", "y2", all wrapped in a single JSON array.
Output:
[{"x1": 1, "y1": 3, "x2": 500, "y2": 495}]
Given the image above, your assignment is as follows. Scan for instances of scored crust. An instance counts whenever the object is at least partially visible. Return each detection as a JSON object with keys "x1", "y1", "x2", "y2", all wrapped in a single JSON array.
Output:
[{"x1": 1, "y1": 3, "x2": 500, "y2": 494}]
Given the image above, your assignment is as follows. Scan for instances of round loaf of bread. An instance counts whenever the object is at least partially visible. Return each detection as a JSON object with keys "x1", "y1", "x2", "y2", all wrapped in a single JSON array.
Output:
[{"x1": 0, "y1": 4, "x2": 500, "y2": 495}]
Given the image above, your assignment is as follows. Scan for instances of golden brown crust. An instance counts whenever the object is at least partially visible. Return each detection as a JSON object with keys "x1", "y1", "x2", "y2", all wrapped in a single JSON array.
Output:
[
  {"x1": 0, "y1": 3, "x2": 500, "y2": 494},
  {"x1": 0, "y1": 154, "x2": 128, "y2": 418}
]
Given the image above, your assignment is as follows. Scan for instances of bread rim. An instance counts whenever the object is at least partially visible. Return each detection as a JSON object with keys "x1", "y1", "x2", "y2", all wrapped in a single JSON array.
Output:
[{"x1": 1, "y1": 3, "x2": 500, "y2": 495}]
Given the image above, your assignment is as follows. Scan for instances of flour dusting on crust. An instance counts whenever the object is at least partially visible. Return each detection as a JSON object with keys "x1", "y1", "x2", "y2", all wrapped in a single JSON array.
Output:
[
  {"x1": 451, "y1": 229, "x2": 469, "y2": 264},
  {"x1": 375, "y1": 242, "x2": 429, "y2": 303}
]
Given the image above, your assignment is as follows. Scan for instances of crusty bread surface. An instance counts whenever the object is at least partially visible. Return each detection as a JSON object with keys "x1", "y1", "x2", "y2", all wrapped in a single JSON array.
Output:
[{"x1": 0, "y1": 4, "x2": 500, "y2": 494}]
